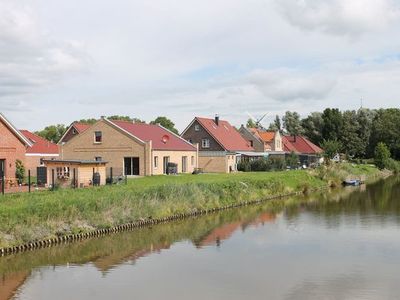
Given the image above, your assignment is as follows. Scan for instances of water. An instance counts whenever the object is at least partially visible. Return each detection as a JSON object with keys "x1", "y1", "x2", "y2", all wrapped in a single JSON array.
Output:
[{"x1": 1, "y1": 177, "x2": 400, "y2": 300}]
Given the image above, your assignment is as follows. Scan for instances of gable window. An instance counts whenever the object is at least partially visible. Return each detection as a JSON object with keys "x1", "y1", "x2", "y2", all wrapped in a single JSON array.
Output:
[
  {"x1": 249, "y1": 140, "x2": 254, "y2": 147},
  {"x1": 154, "y1": 156, "x2": 159, "y2": 169},
  {"x1": 194, "y1": 124, "x2": 200, "y2": 131},
  {"x1": 201, "y1": 139, "x2": 210, "y2": 149},
  {"x1": 95, "y1": 157, "x2": 102, "y2": 162},
  {"x1": 72, "y1": 128, "x2": 77, "y2": 135},
  {"x1": 94, "y1": 131, "x2": 102, "y2": 143}
]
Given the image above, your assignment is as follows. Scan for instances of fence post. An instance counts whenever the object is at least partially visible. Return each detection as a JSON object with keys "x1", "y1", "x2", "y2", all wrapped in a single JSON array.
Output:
[
  {"x1": 73, "y1": 168, "x2": 76, "y2": 189},
  {"x1": 110, "y1": 167, "x2": 113, "y2": 185},
  {"x1": 28, "y1": 170, "x2": 31, "y2": 193},
  {"x1": 52, "y1": 169, "x2": 55, "y2": 191},
  {"x1": 1, "y1": 172, "x2": 4, "y2": 196}
]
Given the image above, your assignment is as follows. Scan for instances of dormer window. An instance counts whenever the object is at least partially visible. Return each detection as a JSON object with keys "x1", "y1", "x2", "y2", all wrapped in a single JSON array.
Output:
[
  {"x1": 194, "y1": 124, "x2": 200, "y2": 132},
  {"x1": 94, "y1": 131, "x2": 102, "y2": 143}
]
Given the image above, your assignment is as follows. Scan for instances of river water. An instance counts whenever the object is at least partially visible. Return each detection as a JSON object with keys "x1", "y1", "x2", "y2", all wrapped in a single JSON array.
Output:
[{"x1": 1, "y1": 177, "x2": 399, "y2": 300}]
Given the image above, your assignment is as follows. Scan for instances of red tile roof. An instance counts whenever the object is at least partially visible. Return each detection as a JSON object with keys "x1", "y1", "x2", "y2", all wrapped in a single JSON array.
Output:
[
  {"x1": 20, "y1": 130, "x2": 59, "y2": 155},
  {"x1": 282, "y1": 136, "x2": 323, "y2": 154},
  {"x1": 110, "y1": 120, "x2": 196, "y2": 151},
  {"x1": 73, "y1": 123, "x2": 91, "y2": 133},
  {"x1": 196, "y1": 117, "x2": 254, "y2": 152}
]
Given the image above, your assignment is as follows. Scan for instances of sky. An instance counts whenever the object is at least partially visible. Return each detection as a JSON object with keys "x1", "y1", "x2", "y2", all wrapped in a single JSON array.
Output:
[{"x1": 1, "y1": 0, "x2": 400, "y2": 131}]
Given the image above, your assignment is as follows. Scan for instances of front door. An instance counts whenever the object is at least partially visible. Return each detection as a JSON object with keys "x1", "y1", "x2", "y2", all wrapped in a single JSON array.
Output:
[
  {"x1": 163, "y1": 157, "x2": 170, "y2": 174},
  {"x1": 124, "y1": 157, "x2": 140, "y2": 176},
  {"x1": 0, "y1": 159, "x2": 5, "y2": 193}
]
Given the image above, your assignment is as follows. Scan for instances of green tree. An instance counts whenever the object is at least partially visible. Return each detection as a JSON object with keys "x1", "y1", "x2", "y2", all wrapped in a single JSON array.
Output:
[
  {"x1": 150, "y1": 116, "x2": 179, "y2": 134},
  {"x1": 268, "y1": 115, "x2": 282, "y2": 132},
  {"x1": 374, "y1": 142, "x2": 391, "y2": 170},
  {"x1": 340, "y1": 110, "x2": 364, "y2": 158},
  {"x1": 76, "y1": 118, "x2": 97, "y2": 125},
  {"x1": 356, "y1": 108, "x2": 375, "y2": 158},
  {"x1": 15, "y1": 159, "x2": 25, "y2": 184},
  {"x1": 283, "y1": 111, "x2": 303, "y2": 137},
  {"x1": 246, "y1": 118, "x2": 257, "y2": 128},
  {"x1": 322, "y1": 108, "x2": 343, "y2": 141},
  {"x1": 321, "y1": 139, "x2": 342, "y2": 164},
  {"x1": 301, "y1": 112, "x2": 324, "y2": 146},
  {"x1": 35, "y1": 124, "x2": 67, "y2": 143}
]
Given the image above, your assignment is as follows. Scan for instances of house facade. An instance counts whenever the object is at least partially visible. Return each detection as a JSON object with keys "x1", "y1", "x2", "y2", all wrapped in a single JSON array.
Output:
[
  {"x1": 181, "y1": 116, "x2": 254, "y2": 173},
  {"x1": 20, "y1": 130, "x2": 60, "y2": 177},
  {"x1": 0, "y1": 113, "x2": 32, "y2": 189},
  {"x1": 282, "y1": 135, "x2": 323, "y2": 166},
  {"x1": 239, "y1": 126, "x2": 283, "y2": 152},
  {"x1": 61, "y1": 118, "x2": 198, "y2": 176}
]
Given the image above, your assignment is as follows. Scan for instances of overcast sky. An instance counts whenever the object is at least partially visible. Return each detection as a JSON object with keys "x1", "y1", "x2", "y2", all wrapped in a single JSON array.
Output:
[{"x1": 1, "y1": 0, "x2": 400, "y2": 131}]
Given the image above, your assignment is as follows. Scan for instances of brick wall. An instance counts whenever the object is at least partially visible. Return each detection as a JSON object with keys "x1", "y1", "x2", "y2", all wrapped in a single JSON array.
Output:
[
  {"x1": 152, "y1": 150, "x2": 197, "y2": 175},
  {"x1": 182, "y1": 119, "x2": 224, "y2": 151}
]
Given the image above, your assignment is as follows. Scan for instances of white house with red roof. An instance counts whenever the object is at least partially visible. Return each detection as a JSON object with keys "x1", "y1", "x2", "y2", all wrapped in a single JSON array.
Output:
[
  {"x1": 181, "y1": 115, "x2": 256, "y2": 173},
  {"x1": 60, "y1": 117, "x2": 198, "y2": 176},
  {"x1": 20, "y1": 130, "x2": 60, "y2": 177}
]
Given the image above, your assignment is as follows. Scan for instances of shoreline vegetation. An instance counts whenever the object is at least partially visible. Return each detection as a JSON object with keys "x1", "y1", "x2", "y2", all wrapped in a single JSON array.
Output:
[{"x1": 0, "y1": 163, "x2": 390, "y2": 248}]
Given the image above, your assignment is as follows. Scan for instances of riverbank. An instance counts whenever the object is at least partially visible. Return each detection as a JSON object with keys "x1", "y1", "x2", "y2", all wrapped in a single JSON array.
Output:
[{"x1": 0, "y1": 163, "x2": 388, "y2": 248}]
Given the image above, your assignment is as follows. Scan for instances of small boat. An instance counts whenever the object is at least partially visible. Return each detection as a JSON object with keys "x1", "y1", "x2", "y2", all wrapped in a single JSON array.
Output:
[{"x1": 343, "y1": 179, "x2": 362, "y2": 186}]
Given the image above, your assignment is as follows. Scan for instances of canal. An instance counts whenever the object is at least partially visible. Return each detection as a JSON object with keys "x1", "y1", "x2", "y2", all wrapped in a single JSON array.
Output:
[{"x1": 1, "y1": 177, "x2": 399, "y2": 300}]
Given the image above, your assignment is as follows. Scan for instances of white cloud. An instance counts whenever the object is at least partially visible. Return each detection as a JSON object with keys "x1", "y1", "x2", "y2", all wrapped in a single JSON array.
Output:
[{"x1": 277, "y1": 0, "x2": 400, "y2": 37}]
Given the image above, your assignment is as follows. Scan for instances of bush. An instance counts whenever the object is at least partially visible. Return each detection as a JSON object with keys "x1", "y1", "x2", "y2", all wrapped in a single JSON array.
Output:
[
  {"x1": 15, "y1": 159, "x2": 25, "y2": 185},
  {"x1": 238, "y1": 157, "x2": 286, "y2": 172},
  {"x1": 374, "y1": 142, "x2": 391, "y2": 170},
  {"x1": 386, "y1": 158, "x2": 400, "y2": 174}
]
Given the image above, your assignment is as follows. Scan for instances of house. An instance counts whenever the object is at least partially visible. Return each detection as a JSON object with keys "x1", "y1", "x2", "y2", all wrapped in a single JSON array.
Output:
[
  {"x1": 20, "y1": 130, "x2": 60, "y2": 177},
  {"x1": 181, "y1": 116, "x2": 254, "y2": 173},
  {"x1": 43, "y1": 159, "x2": 108, "y2": 188},
  {"x1": 238, "y1": 126, "x2": 283, "y2": 152},
  {"x1": 282, "y1": 135, "x2": 323, "y2": 166},
  {"x1": 58, "y1": 122, "x2": 91, "y2": 144},
  {"x1": 0, "y1": 113, "x2": 32, "y2": 190},
  {"x1": 60, "y1": 117, "x2": 198, "y2": 176}
]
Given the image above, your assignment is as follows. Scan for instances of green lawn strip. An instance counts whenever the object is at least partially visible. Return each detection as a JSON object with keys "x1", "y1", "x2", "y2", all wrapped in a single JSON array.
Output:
[{"x1": 0, "y1": 164, "x2": 383, "y2": 248}]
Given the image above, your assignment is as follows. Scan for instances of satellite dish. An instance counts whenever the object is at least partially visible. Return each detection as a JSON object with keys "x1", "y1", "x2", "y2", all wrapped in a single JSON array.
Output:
[{"x1": 162, "y1": 135, "x2": 170, "y2": 143}]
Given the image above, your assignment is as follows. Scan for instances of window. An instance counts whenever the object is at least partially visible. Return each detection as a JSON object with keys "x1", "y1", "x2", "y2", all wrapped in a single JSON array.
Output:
[
  {"x1": 94, "y1": 131, "x2": 102, "y2": 143},
  {"x1": 182, "y1": 156, "x2": 187, "y2": 173},
  {"x1": 72, "y1": 128, "x2": 77, "y2": 135},
  {"x1": 95, "y1": 157, "x2": 102, "y2": 162},
  {"x1": 191, "y1": 156, "x2": 195, "y2": 166},
  {"x1": 249, "y1": 140, "x2": 254, "y2": 147},
  {"x1": 194, "y1": 124, "x2": 200, "y2": 131},
  {"x1": 201, "y1": 139, "x2": 210, "y2": 149},
  {"x1": 56, "y1": 167, "x2": 70, "y2": 179},
  {"x1": 154, "y1": 156, "x2": 159, "y2": 168}
]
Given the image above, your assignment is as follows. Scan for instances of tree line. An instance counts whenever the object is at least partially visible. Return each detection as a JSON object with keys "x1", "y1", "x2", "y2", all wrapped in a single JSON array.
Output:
[
  {"x1": 35, "y1": 115, "x2": 179, "y2": 143},
  {"x1": 248, "y1": 108, "x2": 400, "y2": 161}
]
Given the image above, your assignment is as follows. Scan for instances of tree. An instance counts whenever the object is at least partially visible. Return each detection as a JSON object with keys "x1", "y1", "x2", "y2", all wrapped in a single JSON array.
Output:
[
  {"x1": 35, "y1": 124, "x2": 67, "y2": 143},
  {"x1": 374, "y1": 142, "x2": 391, "y2": 170},
  {"x1": 283, "y1": 111, "x2": 303, "y2": 137},
  {"x1": 321, "y1": 108, "x2": 343, "y2": 141},
  {"x1": 268, "y1": 115, "x2": 282, "y2": 132},
  {"x1": 356, "y1": 108, "x2": 375, "y2": 158},
  {"x1": 150, "y1": 116, "x2": 179, "y2": 134},
  {"x1": 301, "y1": 112, "x2": 324, "y2": 146},
  {"x1": 321, "y1": 139, "x2": 342, "y2": 164},
  {"x1": 246, "y1": 118, "x2": 257, "y2": 128},
  {"x1": 76, "y1": 118, "x2": 97, "y2": 125},
  {"x1": 15, "y1": 159, "x2": 25, "y2": 184},
  {"x1": 340, "y1": 110, "x2": 363, "y2": 158}
]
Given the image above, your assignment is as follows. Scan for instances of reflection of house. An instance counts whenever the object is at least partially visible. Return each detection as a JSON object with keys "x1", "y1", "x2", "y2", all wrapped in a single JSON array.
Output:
[
  {"x1": 239, "y1": 126, "x2": 283, "y2": 152},
  {"x1": 181, "y1": 116, "x2": 254, "y2": 173},
  {"x1": 20, "y1": 130, "x2": 59, "y2": 177},
  {"x1": 0, "y1": 113, "x2": 32, "y2": 189},
  {"x1": 282, "y1": 136, "x2": 323, "y2": 166},
  {"x1": 58, "y1": 122, "x2": 90, "y2": 144},
  {"x1": 0, "y1": 271, "x2": 30, "y2": 300},
  {"x1": 61, "y1": 118, "x2": 198, "y2": 176}
]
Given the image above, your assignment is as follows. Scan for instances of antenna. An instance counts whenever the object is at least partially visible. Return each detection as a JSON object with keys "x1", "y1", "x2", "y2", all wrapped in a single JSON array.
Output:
[{"x1": 360, "y1": 97, "x2": 363, "y2": 109}]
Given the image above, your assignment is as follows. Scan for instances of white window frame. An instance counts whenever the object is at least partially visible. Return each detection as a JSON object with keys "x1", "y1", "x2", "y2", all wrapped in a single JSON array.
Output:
[
  {"x1": 194, "y1": 124, "x2": 200, "y2": 131},
  {"x1": 94, "y1": 131, "x2": 102, "y2": 143},
  {"x1": 201, "y1": 139, "x2": 210, "y2": 149}
]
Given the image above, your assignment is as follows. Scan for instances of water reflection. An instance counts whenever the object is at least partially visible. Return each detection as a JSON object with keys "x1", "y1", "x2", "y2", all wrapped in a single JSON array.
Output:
[{"x1": 1, "y1": 177, "x2": 399, "y2": 300}]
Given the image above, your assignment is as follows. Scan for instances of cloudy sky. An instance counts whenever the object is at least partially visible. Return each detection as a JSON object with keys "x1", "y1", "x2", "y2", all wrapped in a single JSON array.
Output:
[{"x1": 1, "y1": 0, "x2": 400, "y2": 131}]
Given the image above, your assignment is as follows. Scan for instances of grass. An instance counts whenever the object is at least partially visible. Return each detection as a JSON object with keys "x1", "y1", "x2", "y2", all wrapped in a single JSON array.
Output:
[{"x1": 0, "y1": 163, "x2": 385, "y2": 248}]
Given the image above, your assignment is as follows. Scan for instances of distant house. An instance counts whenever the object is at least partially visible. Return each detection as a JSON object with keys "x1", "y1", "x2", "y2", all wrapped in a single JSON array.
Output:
[
  {"x1": 282, "y1": 136, "x2": 323, "y2": 166},
  {"x1": 239, "y1": 126, "x2": 283, "y2": 152},
  {"x1": 0, "y1": 113, "x2": 33, "y2": 189},
  {"x1": 181, "y1": 116, "x2": 254, "y2": 173},
  {"x1": 60, "y1": 117, "x2": 198, "y2": 176},
  {"x1": 58, "y1": 122, "x2": 91, "y2": 144},
  {"x1": 20, "y1": 130, "x2": 60, "y2": 177}
]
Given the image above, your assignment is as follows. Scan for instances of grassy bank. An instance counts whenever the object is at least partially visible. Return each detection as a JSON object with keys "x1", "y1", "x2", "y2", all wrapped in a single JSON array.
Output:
[{"x1": 0, "y1": 163, "x2": 385, "y2": 248}]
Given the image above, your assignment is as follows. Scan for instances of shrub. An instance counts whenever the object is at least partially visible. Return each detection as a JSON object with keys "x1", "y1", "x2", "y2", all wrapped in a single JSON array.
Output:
[
  {"x1": 15, "y1": 159, "x2": 25, "y2": 185},
  {"x1": 374, "y1": 142, "x2": 391, "y2": 170}
]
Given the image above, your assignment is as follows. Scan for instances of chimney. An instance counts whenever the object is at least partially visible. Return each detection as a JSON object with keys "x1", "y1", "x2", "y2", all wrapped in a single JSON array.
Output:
[{"x1": 215, "y1": 114, "x2": 219, "y2": 126}]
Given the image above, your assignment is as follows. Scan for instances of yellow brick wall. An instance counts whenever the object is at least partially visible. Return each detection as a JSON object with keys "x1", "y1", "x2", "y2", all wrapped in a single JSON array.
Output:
[
  {"x1": 60, "y1": 120, "x2": 149, "y2": 176},
  {"x1": 198, "y1": 154, "x2": 237, "y2": 173},
  {"x1": 152, "y1": 150, "x2": 197, "y2": 175}
]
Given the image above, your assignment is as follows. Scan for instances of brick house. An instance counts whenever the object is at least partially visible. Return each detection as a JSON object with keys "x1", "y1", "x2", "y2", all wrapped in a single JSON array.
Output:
[
  {"x1": 60, "y1": 117, "x2": 198, "y2": 176},
  {"x1": 181, "y1": 116, "x2": 254, "y2": 173},
  {"x1": 0, "y1": 113, "x2": 32, "y2": 189},
  {"x1": 282, "y1": 135, "x2": 323, "y2": 166},
  {"x1": 238, "y1": 126, "x2": 283, "y2": 152},
  {"x1": 58, "y1": 122, "x2": 90, "y2": 144},
  {"x1": 20, "y1": 130, "x2": 60, "y2": 177}
]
